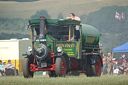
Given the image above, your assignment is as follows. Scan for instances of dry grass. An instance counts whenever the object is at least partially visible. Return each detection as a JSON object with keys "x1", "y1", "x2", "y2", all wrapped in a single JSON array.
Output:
[{"x1": 0, "y1": 75, "x2": 128, "y2": 85}]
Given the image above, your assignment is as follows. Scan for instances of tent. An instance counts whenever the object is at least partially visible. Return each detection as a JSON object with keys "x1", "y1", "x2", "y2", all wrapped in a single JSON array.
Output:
[{"x1": 113, "y1": 42, "x2": 128, "y2": 52}]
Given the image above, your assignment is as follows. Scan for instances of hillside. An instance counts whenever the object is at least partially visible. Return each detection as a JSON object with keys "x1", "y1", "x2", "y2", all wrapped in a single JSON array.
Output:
[{"x1": 0, "y1": 0, "x2": 128, "y2": 19}]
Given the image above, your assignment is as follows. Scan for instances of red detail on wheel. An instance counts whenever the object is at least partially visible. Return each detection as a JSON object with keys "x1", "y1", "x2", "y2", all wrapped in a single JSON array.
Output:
[
  {"x1": 96, "y1": 60, "x2": 101, "y2": 74},
  {"x1": 55, "y1": 56, "x2": 67, "y2": 76},
  {"x1": 61, "y1": 60, "x2": 66, "y2": 75}
]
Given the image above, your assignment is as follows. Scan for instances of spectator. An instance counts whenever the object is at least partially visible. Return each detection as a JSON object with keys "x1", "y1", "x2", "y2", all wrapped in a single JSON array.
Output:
[
  {"x1": 2, "y1": 61, "x2": 6, "y2": 72},
  {"x1": 122, "y1": 59, "x2": 127, "y2": 69},
  {"x1": 107, "y1": 53, "x2": 113, "y2": 75},
  {"x1": 120, "y1": 54, "x2": 126, "y2": 61},
  {"x1": 102, "y1": 54, "x2": 107, "y2": 75},
  {"x1": 0, "y1": 60, "x2": 4, "y2": 76},
  {"x1": 113, "y1": 62, "x2": 119, "y2": 75},
  {"x1": 4, "y1": 60, "x2": 15, "y2": 75},
  {"x1": 121, "y1": 59, "x2": 128, "y2": 75},
  {"x1": 126, "y1": 63, "x2": 128, "y2": 75},
  {"x1": 2, "y1": 61, "x2": 6, "y2": 67}
]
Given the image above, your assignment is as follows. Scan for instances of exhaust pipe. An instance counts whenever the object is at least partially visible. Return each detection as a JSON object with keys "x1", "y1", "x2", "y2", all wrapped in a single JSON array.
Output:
[{"x1": 40, "y1": 16, "x2": 46, "y2": 39}]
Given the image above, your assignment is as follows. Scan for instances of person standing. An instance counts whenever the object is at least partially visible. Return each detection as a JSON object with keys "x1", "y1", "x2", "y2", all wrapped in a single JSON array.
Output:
[
  {"x1": 107, "y1": 53, "x2": 113, "y2": 75},
  {"x1": 102, "y1": 54, "x2": 107, "y2": 75}
]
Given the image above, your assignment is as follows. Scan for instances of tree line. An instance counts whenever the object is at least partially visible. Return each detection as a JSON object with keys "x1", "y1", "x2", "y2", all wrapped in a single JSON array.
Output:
[
  {"x1": 0, "y1": 18, "x2": 26, "y2": 31},
  {"x1": 0, "y1": 33, "x2": 30, "y2": 40}
]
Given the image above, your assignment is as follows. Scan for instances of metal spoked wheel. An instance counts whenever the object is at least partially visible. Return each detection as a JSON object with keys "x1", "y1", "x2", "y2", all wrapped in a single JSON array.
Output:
[{"x1": 55, "y1": 56, "x2": 67, "y2": 77}]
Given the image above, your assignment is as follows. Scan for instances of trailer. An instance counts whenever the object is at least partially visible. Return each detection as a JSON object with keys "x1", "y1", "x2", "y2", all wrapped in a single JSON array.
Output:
[{"x1": 0, "y1": 39, "x2": 31, "y2": 75}]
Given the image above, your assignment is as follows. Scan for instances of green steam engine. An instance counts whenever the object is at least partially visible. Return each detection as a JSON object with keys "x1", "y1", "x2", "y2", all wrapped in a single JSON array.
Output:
[{"x1": 23, "y1": 16, "x2": 103, "y2": 78}]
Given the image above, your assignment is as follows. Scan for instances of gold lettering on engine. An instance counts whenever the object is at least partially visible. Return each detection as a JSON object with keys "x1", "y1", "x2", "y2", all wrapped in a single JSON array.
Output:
[
  {"x1": 56, "y1": 44, "x2": 64, "y2": 47},
  {"x1": 56, "y1": 44, "x2": 75, "y2": 47}
]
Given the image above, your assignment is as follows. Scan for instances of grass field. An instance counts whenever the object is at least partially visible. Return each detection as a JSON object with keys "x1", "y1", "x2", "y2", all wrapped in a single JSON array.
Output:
[{"x1": 0, "y1": 75, "x2": 128, "y2": 85}]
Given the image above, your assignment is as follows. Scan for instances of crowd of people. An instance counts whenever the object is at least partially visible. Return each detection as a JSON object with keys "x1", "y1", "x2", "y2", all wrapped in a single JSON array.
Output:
[
  {"x1": 102, "y1": 53, "x2": 128, "y2": 75},
  {"x1": 0, "y1": 60, "x2": 18, "y2": 77}
]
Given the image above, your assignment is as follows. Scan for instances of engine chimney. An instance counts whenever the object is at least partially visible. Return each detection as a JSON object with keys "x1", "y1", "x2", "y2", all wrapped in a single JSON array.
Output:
[{"x1": 40, "y1": 16, "x2": 46, "y2": 39}]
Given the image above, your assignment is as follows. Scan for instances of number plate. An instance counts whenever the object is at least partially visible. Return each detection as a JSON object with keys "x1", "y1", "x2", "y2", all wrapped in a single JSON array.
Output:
[{"x1": 41, "y1": 62, "x2": 47, "y2": 67}]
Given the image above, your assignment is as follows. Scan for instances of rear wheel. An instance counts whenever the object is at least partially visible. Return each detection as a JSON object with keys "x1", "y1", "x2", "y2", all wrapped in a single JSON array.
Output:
[
  {"x1": 55, "y1": 56, "x2": 67, "y2": 77},
  {"x1": 91, "y1": 56, "x2": 102, "y2": 76},
  {"x1": 86, "y1": 56, "x2": 92, "y2": 77},
  {"x1": 86, "y1": 55, "x2": 102, "y2": 77},
  {"x1": 23, "y1": 58, "x2": 34, "y2": 78},
  {"x1": 48, "y1": 71, "x2": 56, "y2": 77}
]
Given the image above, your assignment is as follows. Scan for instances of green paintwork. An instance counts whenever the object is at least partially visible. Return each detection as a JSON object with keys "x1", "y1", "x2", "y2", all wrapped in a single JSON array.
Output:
[
  {"x1": 29, "y1": 19, "x2": 80, "y2": 27},
  {"x1": 46, "y1": 35, "x2": 55, "y2": 52},
  {"x1": 81, "y1": 24, "x2": 100, "y2": 45},
  {"x1": 45, "y1": 35, "x2": 76, "y2": 57}
]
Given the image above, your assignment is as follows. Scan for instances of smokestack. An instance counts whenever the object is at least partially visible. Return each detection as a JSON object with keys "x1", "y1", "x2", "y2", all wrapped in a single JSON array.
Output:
[{"x1": 40, "y1": 16, "x2": 46, "y2": 39}]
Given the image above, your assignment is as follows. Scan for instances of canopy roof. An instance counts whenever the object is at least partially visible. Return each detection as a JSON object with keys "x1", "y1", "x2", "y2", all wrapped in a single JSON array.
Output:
[
  {"x1": 29, "y1": 19, "x2": 81, "y2": 27},
  {"x1": 113, "y1": 42, "x2": 128, "y2": 52}
]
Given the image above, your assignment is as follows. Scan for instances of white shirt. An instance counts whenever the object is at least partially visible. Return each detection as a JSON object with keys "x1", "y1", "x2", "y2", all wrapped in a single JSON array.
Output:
[{"x1": 75, "y1": 16, "x2": 81, "y2": 21}]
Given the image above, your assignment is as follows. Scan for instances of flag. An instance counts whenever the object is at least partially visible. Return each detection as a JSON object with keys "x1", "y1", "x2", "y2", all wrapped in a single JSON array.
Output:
[
  {"x1": 115, "y1": 12, "x2": 121, "y2": 20},
  {"x1": 122, "y1": 12, "x2": 125, "y2": 20}
]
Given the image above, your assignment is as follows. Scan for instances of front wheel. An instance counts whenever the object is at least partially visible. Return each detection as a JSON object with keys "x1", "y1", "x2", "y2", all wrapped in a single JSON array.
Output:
[
  {"x1": 23, "y1": 58, "x2": 34, "y2": 78},
  {"x1": 55, "y1": 56, "x2": 67, "y2": 77}
]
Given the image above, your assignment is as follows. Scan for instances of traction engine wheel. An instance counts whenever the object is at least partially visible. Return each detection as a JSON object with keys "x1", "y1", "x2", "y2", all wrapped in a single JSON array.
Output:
[
  {"x1": 48, "y1": 71, "x2": 56, "y2": 77},
  {"x1": 55, "y1": 56, "x2": 67, "y2": 77},
  {"x1": 91, "y1": 56, "x2": 101, "y2": 76},
  {"x1": 86, "y1": 55, "x2": 102, "y2": 77},
  {"x1": 23, "y1": 58, "x2": 34, "y2": 78}
]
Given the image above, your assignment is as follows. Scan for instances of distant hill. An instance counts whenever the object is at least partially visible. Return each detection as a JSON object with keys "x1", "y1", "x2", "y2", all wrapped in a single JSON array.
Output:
[
  {"x1": 0, "y1": 0, "x2": 38, "y2": 2},
  {"x1": 0, "y1": 0, "x2": 128, "y2": 19}
]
